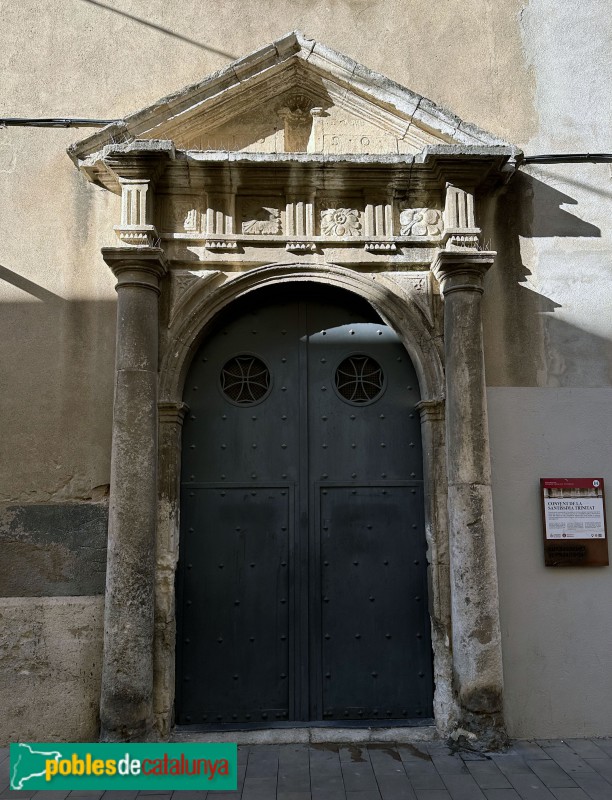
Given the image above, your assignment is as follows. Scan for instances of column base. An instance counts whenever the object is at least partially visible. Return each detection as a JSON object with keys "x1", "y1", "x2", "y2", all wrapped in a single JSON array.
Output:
[
  {"x1": 449, "y1": 710, "x2": 509, "y2": 751},
  {"x1": 100, "y1": 718, "x2": 158, "y2": 743}
]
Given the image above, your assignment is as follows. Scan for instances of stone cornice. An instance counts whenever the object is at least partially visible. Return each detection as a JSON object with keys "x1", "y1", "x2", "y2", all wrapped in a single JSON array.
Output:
[
  {"x1": 78, "y1": 143, "x2": 519, "y2": 195},
  {"x1": 68, "y1": 32, "x2": 519, "y2": 169}
]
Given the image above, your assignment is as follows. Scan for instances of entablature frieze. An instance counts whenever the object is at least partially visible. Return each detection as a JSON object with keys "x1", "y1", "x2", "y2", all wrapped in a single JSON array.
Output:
[{"x1": 90, "y1": 144, "x2": 516, "y2": 265}]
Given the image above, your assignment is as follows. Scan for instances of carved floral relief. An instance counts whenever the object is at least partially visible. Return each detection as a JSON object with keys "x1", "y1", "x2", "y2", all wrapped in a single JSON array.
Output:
[
  {"x1": 320, "y1": 204, "x2": 361, "y2": 237},
  {"x1": 399, "y1": 207, "x2": 443, "y2": 237}
]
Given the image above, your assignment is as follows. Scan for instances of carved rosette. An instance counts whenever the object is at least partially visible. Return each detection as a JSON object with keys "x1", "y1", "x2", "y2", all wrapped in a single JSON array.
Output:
[
  {"x1": 320, "y1": 205, "x2": 361, "y2": 237},
  {"x1": 399, "y1": 207, "x2": 443, "y2": 237}
]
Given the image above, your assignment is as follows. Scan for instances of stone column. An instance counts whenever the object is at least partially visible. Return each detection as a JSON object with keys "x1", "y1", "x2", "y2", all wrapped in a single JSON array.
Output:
[
  {"x1": 432, "y1": 250, "x2": 506, "y2": 745},
  {"x1": 100, "y1": 246, "x2": 168, "y2": 742}
]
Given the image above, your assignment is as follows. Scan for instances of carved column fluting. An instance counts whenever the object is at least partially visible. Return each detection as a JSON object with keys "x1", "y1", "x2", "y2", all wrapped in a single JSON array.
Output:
[
  {"x1": 443, "y1": 183, "x2": 480, "y2": 250},
  {"x1": 100, "y1": 246, "x2": 168, "y2": 742},
  {"x1": 285, "y1": 191, "x2": 316, "y2": 251},
  {"x1": 365, "y1": 194, "x2": 390, "y2": 237},
  {"x1": 205, "y1": 192, "x2": 235, "y2": 235},
  {"x1": 432, "y1": 250, "x2": 506, "y2": 743}
]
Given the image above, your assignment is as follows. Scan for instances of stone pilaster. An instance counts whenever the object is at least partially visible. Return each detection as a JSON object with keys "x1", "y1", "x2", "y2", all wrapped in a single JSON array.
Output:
[
  {"x1": 154, "y1": 401, "x2": 188, "y2": 737},
  {"x1": 416, "y1": 398, "x2": 458, "y2": 733},
  {"x1": 442, "y1": 183, "x2": 481, "y2": 250},
  {"x1": 432, "y1": 250, "x2": 506, "y2": 746},
  {"x1": 100, "y1": 246, "x2": 168, "y2": 742}
]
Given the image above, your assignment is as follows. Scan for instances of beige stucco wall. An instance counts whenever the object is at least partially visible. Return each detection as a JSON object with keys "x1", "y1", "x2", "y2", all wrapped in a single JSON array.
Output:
[
  {"x1": 0, "y1": 0, "x2": 610, "y2": 741},
  {"x1": 489, "y1": 388, "x2": 612, "y2": 737}
]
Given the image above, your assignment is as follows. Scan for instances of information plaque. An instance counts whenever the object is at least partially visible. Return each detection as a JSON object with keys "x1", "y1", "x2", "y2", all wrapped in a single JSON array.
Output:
[{"x1": 541, "y1": 478, "x2": 608, "y2": 567}]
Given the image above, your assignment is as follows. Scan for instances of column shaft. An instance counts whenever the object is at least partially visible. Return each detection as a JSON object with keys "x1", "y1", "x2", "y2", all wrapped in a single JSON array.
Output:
[
  {"x1": 433, "y1": 251, "x2": 505, "y2": 743},
  {"x1": 100, "y1": 247, "x2": 167, "y2": 742}
]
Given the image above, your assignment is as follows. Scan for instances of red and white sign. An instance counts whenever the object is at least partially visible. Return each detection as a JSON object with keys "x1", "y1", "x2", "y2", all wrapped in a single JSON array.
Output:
[{"x1": 541, "y1": 478, "x2": 606, "y2": 541}]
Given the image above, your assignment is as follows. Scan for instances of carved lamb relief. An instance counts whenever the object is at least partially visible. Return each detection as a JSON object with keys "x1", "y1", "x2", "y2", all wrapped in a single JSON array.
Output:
[{"x1": 240, "y1": 199, "x2": 283, "y2": 235}]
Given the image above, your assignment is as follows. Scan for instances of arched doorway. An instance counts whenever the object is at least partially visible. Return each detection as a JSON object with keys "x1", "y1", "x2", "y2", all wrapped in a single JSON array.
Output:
[{"x1": 175, "y1": 283, "x2": 433, "y2": 726}]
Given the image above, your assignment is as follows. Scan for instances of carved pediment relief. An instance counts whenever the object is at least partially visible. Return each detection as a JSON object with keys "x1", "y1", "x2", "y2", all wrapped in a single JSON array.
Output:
[
  {"x1": 166, "y1": 77, "x2": 442, "y2": 156},
  {"x1": 70, "y1": 31, "x2": 511, "y2": 165},
  {"x1": 69, "y1": 33, "x2": 521, "y2": 270}
]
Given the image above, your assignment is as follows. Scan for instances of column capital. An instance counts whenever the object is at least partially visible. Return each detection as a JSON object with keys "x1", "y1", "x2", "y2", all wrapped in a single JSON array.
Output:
[
  {"x1": 158, "y1": 401, "x2": 189, "y2": 425},
  {"x1": 102, "y1": 246, "x2": 168, "y2": 294},
  {"x1": 432, "y1": 250, "x2": 496, "y2": 297},
  {"x1": 415, "y1": 397, "x2": 445, "y2": 423}
]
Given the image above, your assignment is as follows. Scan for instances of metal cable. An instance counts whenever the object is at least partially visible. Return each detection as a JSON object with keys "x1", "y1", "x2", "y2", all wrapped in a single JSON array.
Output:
[{"x1": 0, "y1": 118, "x2": 119, "y2": 128}]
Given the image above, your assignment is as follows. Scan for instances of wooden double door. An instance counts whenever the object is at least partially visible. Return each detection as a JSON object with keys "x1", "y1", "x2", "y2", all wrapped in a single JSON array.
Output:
[{"x1": 176, "y1": 285, "x2": 433, "y2": 725}]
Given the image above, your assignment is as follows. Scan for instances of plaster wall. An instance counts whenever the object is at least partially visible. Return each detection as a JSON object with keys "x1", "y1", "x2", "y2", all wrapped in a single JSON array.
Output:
[
  {"x1": 484, "y1": 1, "x2": 612, "y2": 736},
  {"x1": 488, "y1": 388, "x2": 612, "y2": 738},
  {"x1": 0, "y1": 0, "x2": 610, "y2": 741},
  {"x1": 0, "y1": 597, "x2": 104, "y2": 744}
]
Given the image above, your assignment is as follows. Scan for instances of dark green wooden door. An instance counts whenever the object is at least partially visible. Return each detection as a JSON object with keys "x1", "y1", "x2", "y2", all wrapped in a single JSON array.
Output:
[{"x1": 176, "y1": 285, "x2": 433, "y2": 725}]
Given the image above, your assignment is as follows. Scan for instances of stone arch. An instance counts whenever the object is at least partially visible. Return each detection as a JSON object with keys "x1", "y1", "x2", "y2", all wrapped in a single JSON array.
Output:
[
  {"x1": 160, "y1": 263, "x2": 445, "y2": 405},
  {"x1": 153, "y1": 263, "x2": 455, "y2": 738}
]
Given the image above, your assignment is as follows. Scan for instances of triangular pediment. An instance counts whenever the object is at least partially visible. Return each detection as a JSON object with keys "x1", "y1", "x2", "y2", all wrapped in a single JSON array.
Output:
[{"x1": 70, "y1": 31, "x2": 510, "y2": 164}]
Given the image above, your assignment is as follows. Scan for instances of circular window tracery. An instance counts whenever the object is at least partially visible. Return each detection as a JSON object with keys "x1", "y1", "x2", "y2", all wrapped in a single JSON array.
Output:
[
  {"x1": 220, "y1": 354, "x2": 271, "y2": 405},
  {"x1": 334, "y1": 355, "x2": 385, "y2": 405}
]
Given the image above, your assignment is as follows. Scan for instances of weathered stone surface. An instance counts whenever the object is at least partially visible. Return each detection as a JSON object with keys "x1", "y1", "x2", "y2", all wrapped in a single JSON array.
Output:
[
  {"x1": 0, "y1": 597, "x2": 104, "y2": 746},
  {"x1": 0, "y1": 0, "x2": 610, "y2": 748},
  {"x1": 100, "y1": 248, "x2": 167, "y2": 742},
  {"x1": 433, "y1": 251, "x2": 505, "y2": 743},
  {"x1": 69, "y1": 32, "x2": 512, "y2": 170},
  {"x1": 0, "y1": 503, "x2": 108, "y2": 596}
]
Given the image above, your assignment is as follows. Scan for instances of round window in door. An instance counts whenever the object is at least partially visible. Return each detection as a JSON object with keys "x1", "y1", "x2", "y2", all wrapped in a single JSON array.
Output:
[
  {"x1": 334, "y1": 353, "x2": 386, "y2": 405},
  {"x1": 219, "y1": 354, "x2": 272, "y2": 405}
]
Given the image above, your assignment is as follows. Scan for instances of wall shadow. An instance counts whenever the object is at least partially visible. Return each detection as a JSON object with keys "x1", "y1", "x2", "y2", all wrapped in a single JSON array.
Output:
[
  {"x1": 515, "y1": 173, "x2": 601, "y2": 239},
  {"x1": 78, "y1": 0, "x2": 238, "y2": 59},
  {"x1": 482, "y1": 170, "x2": 609, "y2": 388}
]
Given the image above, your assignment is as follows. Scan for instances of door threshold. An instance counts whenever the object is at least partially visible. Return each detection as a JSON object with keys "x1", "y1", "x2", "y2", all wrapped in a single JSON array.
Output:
[{"x1": 172, "y1": 721, "x2": 437, "y2": 744}]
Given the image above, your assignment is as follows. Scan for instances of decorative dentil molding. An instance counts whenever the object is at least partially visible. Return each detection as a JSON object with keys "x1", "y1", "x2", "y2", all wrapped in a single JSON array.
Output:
[
  {"x1": 286, "y1": 241, "x2": 317, "y2": 253},
  {"x1": 204, "y1": 240, "x2": 239, "y2": 251},
  {"x1": 364, "y1": 242, "x2": 397, "y2": 252}
]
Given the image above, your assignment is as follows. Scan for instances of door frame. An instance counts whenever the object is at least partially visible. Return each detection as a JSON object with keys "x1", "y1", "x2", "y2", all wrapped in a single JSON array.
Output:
[
  {"x1": 174, "y1": 287, "x2": 435, "y2": 725},
  {"x1": 154, "y1": 262, "x2": 454, "y2": 737}
]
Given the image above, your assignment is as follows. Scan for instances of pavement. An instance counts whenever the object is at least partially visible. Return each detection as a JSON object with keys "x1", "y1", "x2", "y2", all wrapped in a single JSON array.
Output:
[{"x1": 3, "y1": 738, "x2": 612, "y2": 799}]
